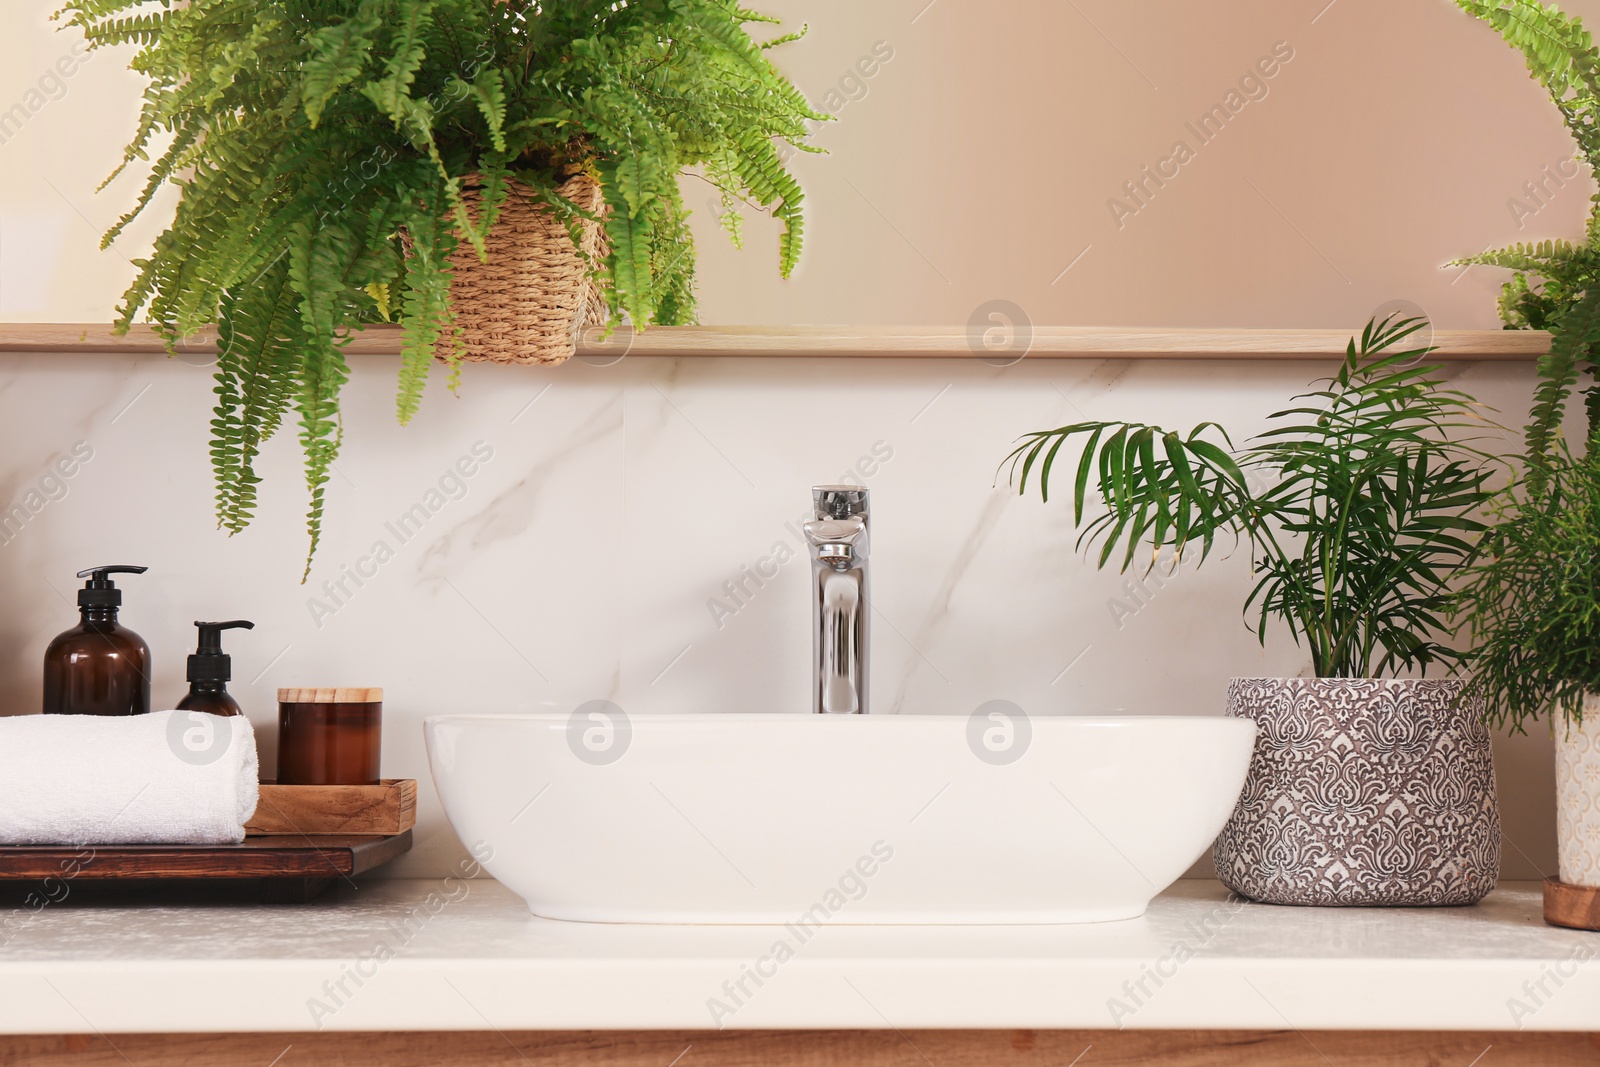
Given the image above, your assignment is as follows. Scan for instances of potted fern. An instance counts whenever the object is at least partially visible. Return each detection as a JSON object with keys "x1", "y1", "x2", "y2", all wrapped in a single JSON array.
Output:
[
  {"x1": 1452, "y1": 0, "x2": 1600, "y2": 907},
  {"x1": 1008, "y1": 316, "x2": 1502, "y2": 906},
  {"x1": 59, "y1": 0, "x2": 823, "y2": 574},
  {"x1": 1454, "y1": 453, "x2": 1600, "y2": 898}
]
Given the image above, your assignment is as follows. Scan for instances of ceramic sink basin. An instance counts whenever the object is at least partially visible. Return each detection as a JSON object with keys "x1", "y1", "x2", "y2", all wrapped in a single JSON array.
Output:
[{"x1": 425, "y1": 713, "x2": 1255, "y2": 925}]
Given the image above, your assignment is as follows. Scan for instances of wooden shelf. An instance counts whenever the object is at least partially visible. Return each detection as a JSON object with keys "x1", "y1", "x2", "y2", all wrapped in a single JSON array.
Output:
[{"x1": 0, "y1": 322, "x2": 1552, "y2": 360}]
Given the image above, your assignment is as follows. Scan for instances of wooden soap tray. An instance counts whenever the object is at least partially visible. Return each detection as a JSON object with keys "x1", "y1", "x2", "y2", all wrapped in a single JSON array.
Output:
[
  {"x1": 0, "y1": 832, "x2": 411, "y2": 903},
  {"x1": 0, "y1": 779, "x2": 418, "y2": 904},
  {"x1": 246, "y1": 778, "x2": 417, "y2": 836}
]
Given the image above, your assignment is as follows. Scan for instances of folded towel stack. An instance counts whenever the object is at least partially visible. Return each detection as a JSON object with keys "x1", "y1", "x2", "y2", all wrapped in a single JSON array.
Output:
[{"x1": 0, "y1": 711, "x2": 259, "y2": 845}]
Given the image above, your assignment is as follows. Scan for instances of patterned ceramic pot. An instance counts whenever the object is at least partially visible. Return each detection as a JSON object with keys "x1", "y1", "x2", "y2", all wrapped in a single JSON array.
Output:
[
  {"x1": 1555, "y1": 695, "x2": 1600, "y2": 889},
  {"x1": 1212, "y1": 677, "x2": 1500, "y2": 906}
]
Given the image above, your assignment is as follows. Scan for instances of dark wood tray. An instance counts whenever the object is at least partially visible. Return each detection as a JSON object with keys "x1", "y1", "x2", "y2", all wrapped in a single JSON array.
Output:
[{"x1": 0, "y1": 831, "x2": 411, "y2": 903}]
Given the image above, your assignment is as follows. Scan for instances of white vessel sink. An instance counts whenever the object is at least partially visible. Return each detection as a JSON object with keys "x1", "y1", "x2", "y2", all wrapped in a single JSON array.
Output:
[{"x1": 425, "y1": 713, "x2": 1255, "y2": 925}]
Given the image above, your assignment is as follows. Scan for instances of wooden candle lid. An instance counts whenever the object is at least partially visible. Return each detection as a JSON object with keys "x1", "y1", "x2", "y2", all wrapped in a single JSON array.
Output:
[
  {"x1": 277, "y1": 687, "x2": 383, "y2": 704},
  {"x1": 1543, "y1": 877, "x2": 1600, "y2": 931}
]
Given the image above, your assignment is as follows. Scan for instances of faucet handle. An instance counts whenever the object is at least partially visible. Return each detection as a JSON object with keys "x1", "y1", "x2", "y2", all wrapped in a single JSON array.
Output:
[{"x1": 813, "y1": 485, "x2": 868, "y2": 522}]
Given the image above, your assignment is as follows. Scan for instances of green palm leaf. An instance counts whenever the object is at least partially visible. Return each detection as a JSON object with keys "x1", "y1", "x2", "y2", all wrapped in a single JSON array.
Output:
[{"x1": 1007, "y1": 315, "x2": 1498, "y2": 678}]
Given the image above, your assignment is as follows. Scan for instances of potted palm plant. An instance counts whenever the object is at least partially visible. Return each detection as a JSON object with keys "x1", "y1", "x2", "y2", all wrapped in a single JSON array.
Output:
[
  {"x1": 1008, "y1": 316, "x2": 1502, "y2": 906},
  {"x1": 59, "y1": 0, "x2": 823, "y2": 574}
]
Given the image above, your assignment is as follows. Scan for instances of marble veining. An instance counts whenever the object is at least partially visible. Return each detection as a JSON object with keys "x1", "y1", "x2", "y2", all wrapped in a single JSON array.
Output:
[
  {"x1": 414, "y1": 389, "x2": 625, "y2": 583},
  {"x1": 886, "y1": 486, "x2": 1012, "y2": 714},
  {"x1": 0, "y1": 352, "x2": 1559, "y2": 882}
]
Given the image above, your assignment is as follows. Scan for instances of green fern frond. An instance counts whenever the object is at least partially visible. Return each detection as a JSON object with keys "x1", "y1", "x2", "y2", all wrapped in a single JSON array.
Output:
[
  {"x1": 1528, "y1": 286, "x2": 1600, "y2": 488},
  {"x1": 213, "y1": 260, "x2": 301, "y2": 534},
  {"x1": 302, "y1": 5, "x2": 382, "y2": 127},
  {"x1": 1456, "y1": 238, "x2": 1589, "y2": 273},
  {"x1": 1456, "y1": 0, "x2": 1600, "y2": 468},
  {"x1": 63, "y1": 0, "x2": 822, "y2": 574},
  {"x1": 364, "y1": 0, "x2": 436, "y2": 124},
  {"x1": 465, "y1": 68, "x2": 507, "y2": 153},
  {"x1": 395, "y1": 191, "x2": 454, "y2": 424},
  {"x1": 597, "y1": 157, "x2": 657, "y2": 325},
  {"x1": 758, "y1": 23, "x2": 807, "y2": 49}
]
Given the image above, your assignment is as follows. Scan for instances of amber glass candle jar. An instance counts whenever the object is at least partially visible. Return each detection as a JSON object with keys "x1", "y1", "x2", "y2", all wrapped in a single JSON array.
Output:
[{"x1": 277, "y1": 687, "x2": 382, "y2": 785}]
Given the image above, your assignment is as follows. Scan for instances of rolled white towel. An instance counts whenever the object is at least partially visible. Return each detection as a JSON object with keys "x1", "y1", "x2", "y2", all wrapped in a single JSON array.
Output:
[{"x1": 0, "y1": 711, "x2": 259, "y2": 845}]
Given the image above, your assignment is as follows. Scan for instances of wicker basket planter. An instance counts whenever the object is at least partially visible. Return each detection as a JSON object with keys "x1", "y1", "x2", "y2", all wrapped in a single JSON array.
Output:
[
  {"x1": 445, "y1": 172, "x2": 609, "y2": 366},
  {"x1": 1212, "y1": 677, "x2": 1500, "y2": 906}
]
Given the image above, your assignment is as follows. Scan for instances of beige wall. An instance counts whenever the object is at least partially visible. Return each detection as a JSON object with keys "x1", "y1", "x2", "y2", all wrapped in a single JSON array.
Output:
[
  {"x1": 698, "y1": 0, "x2": 1600, "y2": 331},
  {"x1": 0, "y1": 2, "x2": 1586, "y2": 883},
  {"x1": 6, "y1": 0, "x2": 1599, "y2": 328}
]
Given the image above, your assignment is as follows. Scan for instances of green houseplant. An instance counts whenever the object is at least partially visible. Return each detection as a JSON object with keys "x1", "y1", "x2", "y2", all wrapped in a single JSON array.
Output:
[
  {"x1": 59, "y1": 0, "x2": 824, "y2": 574},
  {"x1": 1454, "y1": 451, "x2": 1600, "y2": 890},
  {"x1": 1008, "y1": 316, "x2": 1503, "y2": 905},
  {"x1": 1451, "y1": 0, "x2": 1600, "y2": 894},
  {"x1": 1452, "y1": 0, "x2": 1600, "y2": 491},
  {"x1": 1456, "y1": 451, "x2": 1600, "y2": 734}
]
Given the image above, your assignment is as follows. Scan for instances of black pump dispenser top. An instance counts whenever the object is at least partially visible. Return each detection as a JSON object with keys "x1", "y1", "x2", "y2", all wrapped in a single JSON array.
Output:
[
  {"x1": 76, "y1": 565, "x2": 147, "y2": 610},
  {"x1": 187, "y1": 620, "x2": 253, "y2": 683},
  {"x1": 45, "y1": 566, "x2": 152, "y2": 715}
]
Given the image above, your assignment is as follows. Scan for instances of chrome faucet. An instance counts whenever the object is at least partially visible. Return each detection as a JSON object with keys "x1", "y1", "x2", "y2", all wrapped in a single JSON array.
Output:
[{"x1": 804, "y1": 486, "x2": 870, "y2": 714}]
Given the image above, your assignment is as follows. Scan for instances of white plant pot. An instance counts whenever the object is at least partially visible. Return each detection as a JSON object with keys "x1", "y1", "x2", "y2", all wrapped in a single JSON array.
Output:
[{"x1": 1555, "y1": 694, "x2": 1600, "y2": 889}]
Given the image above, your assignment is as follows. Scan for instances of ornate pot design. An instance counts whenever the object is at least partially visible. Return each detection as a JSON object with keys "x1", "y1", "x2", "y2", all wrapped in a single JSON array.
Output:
[
  {"x1": 1555, "y1": 695, "x2": 1600, "y2": 889},
  {"x1": 1212, "y1": 677, "x2": 1500, "y2": 906}
]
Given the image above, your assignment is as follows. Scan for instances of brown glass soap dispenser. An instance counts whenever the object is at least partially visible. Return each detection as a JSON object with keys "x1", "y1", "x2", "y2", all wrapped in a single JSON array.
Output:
[
  {"x1": 43, "y1": 565, "x2": 152, "y2": 716},
  {"x1": 175, "y1": 620, "x2": 254, "y2": 716}
]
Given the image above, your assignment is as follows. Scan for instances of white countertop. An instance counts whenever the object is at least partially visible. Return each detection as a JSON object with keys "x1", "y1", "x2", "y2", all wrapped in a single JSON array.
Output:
[{"x1": 0, "y1": 878, "x2": 1595, "y2": 1034}]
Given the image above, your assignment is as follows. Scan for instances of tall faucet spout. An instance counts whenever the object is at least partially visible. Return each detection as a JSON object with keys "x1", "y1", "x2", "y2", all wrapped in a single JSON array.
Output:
[
  {"x1": 806, "y1": 486, "x2": 870, "y2": 714},
  {"x1": 817, "y1": 567, "x2": 863, "y2": 713}
]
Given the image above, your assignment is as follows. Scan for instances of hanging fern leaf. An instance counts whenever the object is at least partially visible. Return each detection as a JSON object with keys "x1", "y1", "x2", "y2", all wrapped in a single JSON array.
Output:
[
  {"x1": 364, "y1": 0, "x2": 436, "y2": 125},
  {"x1": 395, "y1": 185, "x2": 456, "y2": 425},
  {"x1": 1527, "y1": 285, "x2": 1600, "y2": 489},
  {"x1": 60, "y1": 0, "x2": 824, "y2": 577},
  {"x1": 302, "y1": 5, "x2": 382, "y2": 128},
  {"x1": 465, "y1": 68, "x2": 507, "y2": 154},
  {"x1": 1457, "y1": 0, "x2": 1600, "y2": 464},
  {"x1": 213, "y1": 259, "x2": 302, "y2": 535}
]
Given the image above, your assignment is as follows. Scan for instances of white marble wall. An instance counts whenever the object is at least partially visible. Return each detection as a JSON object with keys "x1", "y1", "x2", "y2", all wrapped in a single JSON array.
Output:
[
  {"x1": 0, "y1": 0, "x2": 1583, "y2": 881},
  {"x1": 0, "y1": 350, "x2": 1556, "y2": 878}
]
